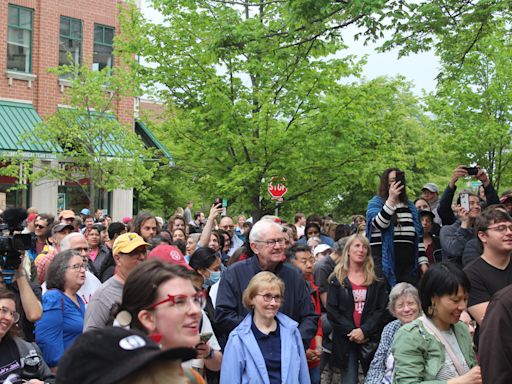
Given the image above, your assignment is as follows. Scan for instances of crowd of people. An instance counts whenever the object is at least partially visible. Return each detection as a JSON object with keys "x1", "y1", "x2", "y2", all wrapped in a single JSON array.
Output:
[{"x1": 1, "y1": 165, "x2": 512, "y2": 383}]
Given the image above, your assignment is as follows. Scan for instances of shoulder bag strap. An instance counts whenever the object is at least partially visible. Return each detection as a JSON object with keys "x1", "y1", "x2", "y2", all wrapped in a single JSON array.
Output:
[{"x1": 419, "y1": 316, "x2": 466, "y2": 376}]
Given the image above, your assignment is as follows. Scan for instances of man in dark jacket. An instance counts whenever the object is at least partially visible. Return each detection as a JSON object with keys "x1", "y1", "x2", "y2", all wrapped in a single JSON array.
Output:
[
  {"x1": 215, "y1": 219, "x2": 319, "y2": 348},
  {"x1": 92, "y1": 222, "x2": 126, "y2": 282}
]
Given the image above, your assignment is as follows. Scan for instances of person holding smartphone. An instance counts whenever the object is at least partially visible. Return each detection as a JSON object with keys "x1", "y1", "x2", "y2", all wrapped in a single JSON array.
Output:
[
  {"x1": 366, "y1": 168, "x2": 428, "y2": 287},
  {"x1": 438, "y1": 165, "x2": 500, "y2": 226}
]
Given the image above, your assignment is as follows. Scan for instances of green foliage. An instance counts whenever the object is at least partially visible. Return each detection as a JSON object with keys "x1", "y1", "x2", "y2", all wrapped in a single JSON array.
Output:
[
  {"x1": 426, "y1": 24, "x2": 512, "y2": 192},
  {"x1": 120, "y1": 1, "x2": 448, "y2": 220}
]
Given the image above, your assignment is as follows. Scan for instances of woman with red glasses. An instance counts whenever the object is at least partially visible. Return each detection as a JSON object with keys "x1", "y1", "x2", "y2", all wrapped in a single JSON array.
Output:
[{"x1": 113, "y1": 259, "x2": 211, "y2": 384}]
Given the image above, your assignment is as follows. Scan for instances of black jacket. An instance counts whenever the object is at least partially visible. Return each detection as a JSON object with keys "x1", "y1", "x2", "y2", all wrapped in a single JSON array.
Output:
[
  {"x1": 327, "y1": 275, "x2": 389, "y2": 369},
  {"x1": 214, "y1": 255, "x2": 319, "y2": 349}
]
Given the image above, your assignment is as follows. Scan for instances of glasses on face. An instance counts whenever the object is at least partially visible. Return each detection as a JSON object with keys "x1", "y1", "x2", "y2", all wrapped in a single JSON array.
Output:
[
  {"x1": 257, "y1": 293, "x2": 282, "y2": 303},
  {"x1": 66, "y1": 262, "x2": 88, "y2": 271},
  {"x1": 149, "y1": 291, "x2": 206, "y2": 311},
  {"x1": 307, "y1": 231, "x2": 320, "y2": 237},
  {"x1": 0, "y1": 306, "x2": 20, "y2": 322},
  {"x1": 487, "y1": 224, "x2": 512, "y2": 233},
  {"x1": 35, "y1": 224, "x2": 47, "y2": 230},
  {"x1": 254, "y1": 238, "x2": 288, "y2": 247},
  {"x1": 123, "y1": 250, "x2": 146, "y2": 259}
]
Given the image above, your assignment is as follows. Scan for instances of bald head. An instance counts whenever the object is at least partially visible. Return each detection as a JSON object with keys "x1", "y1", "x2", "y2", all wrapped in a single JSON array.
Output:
[{"x1": 219, "y1": 216, "x2": 235, "y2": 238}]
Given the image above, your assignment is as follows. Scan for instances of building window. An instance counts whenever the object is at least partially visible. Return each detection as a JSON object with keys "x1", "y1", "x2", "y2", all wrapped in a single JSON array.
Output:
[
  {"x1": 93, "y1": 24, "x2": 114, "y2": 71},
  {"x1": 59, "y1": 16, "x2": 82, "y2": 67},
  {"x1": 7, "y1": 5, "x2": 33, "y2": 73}
]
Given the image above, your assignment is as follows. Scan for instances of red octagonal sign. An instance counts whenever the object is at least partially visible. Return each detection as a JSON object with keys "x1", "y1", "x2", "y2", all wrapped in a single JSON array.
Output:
[{"x1": 268, "y1": 176, "x2": 287, "y2": 199}]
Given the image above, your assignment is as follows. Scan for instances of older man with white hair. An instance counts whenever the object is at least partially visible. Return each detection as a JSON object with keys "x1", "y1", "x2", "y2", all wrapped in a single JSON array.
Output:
[
  {"x1": 214, "y1": 219, "x2": 318, "y2": 348},
  {"x1": 40, "y1": 232, "x2": 102, "y2": 307}
]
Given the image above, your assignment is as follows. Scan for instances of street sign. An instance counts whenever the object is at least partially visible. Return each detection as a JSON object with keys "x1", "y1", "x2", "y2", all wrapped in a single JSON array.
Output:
[{"x1": 268, "y1": 176, "x2": 287, "y2": 200}]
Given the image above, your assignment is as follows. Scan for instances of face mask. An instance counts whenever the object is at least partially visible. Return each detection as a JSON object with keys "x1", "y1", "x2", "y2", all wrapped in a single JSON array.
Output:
[{"x1": 204, "y1": 269, "x2": 221, "y2": 287}]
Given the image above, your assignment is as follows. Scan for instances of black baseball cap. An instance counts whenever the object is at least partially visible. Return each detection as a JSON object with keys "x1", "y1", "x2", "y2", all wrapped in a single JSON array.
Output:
[{"x1": 56, "y1": 327, "x2": 196, "y2": 384}]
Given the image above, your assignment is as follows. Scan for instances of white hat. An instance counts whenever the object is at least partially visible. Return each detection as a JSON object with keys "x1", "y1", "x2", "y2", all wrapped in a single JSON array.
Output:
[{"x1": 313, "y1": 243, "x2": 332, "y2": 256}]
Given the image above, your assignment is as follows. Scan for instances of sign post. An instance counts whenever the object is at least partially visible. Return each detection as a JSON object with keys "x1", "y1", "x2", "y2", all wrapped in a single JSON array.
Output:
[{"x1": 267, "y1": 176, "x2": 287, "y2": 216}]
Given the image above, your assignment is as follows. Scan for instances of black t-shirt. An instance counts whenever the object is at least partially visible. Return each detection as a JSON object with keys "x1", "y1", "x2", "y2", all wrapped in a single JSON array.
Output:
[
  {"x1": 464, "y1": 257, "x2": 512, "y2": 307},
  {"x1": 0, "y1": 337, "x2": 22, "y2": 383}
]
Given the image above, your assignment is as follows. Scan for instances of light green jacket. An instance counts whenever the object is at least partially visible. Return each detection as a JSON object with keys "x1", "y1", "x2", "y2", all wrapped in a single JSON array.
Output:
[{"x1": 391, "y1": 319, "x2": 477, "y2": 384}]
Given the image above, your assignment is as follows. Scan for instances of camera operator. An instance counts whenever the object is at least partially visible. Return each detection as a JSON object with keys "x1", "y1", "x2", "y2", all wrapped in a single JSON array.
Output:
[
  {"x1": 438, "y1": 165, "x2": 500, "y2": 226},
  {"x1": 1, "y1": 209, "x2": 43, "y2": 342}
]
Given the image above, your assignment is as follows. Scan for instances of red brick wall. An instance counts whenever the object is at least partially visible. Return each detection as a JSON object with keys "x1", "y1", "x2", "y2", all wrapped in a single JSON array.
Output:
[{"x1": 0, "y1": 0, "x2": 133, "y2": 127}]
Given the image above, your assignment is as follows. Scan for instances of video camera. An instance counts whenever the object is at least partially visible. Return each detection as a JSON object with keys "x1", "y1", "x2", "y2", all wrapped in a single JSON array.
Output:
[{"x1": 0, "y1": 208, "x2": 32, "y2": 285}]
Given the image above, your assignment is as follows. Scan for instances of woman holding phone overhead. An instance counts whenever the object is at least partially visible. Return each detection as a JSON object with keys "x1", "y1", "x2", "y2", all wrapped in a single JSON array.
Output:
[{"x1": 366, "y1": 168, "x2": 428, "y2": 287}]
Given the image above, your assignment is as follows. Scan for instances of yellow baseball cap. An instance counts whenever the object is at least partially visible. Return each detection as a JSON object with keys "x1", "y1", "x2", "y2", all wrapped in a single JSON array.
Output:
[{"x1": 113, "y1": 232, "x2": 149, "y2": 256}]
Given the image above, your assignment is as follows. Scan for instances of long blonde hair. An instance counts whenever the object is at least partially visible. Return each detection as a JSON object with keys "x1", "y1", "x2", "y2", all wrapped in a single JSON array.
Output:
[{"x1": 330, "y1": 233, "x2": 378, "y2": 286}]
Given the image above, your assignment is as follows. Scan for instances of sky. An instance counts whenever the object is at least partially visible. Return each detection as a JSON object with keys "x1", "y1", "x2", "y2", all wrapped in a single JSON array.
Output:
[{"x1": 140, "y1": 0, "x2": 440, "y2": 95}]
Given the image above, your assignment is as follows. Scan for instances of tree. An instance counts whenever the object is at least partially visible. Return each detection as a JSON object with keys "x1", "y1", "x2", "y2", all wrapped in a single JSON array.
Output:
[
  {"x1": 1, "y1": 63, "x2": 158, "y2": 209},
  {"x1": 426, "y1": 24, "x2": 512, "y2": 191},
  {"x1": 120, "y1": 0, "x2": 447, "y2": 219},
  {"x1": 283, "y1": 0, "x2": 512, "y2": 69}
]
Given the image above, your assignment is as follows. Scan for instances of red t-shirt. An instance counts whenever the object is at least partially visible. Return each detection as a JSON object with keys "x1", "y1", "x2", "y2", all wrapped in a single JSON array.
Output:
[{"x1": 350, "y1": 280, "x2": 367, "y2": 328}]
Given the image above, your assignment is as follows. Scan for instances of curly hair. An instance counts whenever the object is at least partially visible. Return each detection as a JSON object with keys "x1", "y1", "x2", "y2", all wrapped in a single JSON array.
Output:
[{"x1": 46, "y1": 249, "x2": 83, "y2": 291}]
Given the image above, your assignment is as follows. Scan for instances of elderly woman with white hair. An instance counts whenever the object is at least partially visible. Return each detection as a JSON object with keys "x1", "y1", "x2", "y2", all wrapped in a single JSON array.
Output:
[{"x1": 364, "y1": 283, "x2": 421, "y2": 384}]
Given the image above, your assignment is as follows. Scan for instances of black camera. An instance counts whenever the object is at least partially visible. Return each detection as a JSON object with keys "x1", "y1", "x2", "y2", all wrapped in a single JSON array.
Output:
[
  {"x1": 0, "y1": 208, "x2": 32, "y2": 285},
  {"x1": 463, "y1": 166, "x2": 478, "y2": 176}
]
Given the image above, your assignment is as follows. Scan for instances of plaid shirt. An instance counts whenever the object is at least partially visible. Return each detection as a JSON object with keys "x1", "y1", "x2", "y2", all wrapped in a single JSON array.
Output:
[{"x1": 364, "y1": 319, "x2": 401, "y2": 384}]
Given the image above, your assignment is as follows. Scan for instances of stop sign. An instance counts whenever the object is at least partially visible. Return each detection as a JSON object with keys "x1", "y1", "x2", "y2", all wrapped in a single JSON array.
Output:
[{"x1": 268, "y1": 176, "x2": 287, "y2": 199}]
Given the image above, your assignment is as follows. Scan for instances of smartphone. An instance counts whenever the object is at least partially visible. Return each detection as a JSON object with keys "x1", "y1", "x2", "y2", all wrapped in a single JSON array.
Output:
[
  {"x1": 395, "y1": 171, "x2": 406, "y2": 188},
  {"x1": 464, "y1": 166, "x2": 478, "y2": 176},
  {"x1": 460, "y1": 192, "x2": 470, "y2": 211},
  {"x1": 221, "y1": 198, "x2": 228, "y2": 216},
  {"x1": 213, "y1": 197, "x2": 222, "y2": 207},
  {"x1": 199, "y1": 332, "x2": 213, "y2": 344}
]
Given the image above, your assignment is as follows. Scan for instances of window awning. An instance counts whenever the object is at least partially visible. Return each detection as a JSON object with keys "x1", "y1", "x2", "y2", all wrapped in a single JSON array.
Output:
[
  {"x1": 0, "y1": 100, "x2": 59, "y2": 158},
  {"x1": 135, "y1": 120, "x2": 174, "y2": 166},
  {"x1": 0, "y1": 102, "x2": 173, "y2": 166}
]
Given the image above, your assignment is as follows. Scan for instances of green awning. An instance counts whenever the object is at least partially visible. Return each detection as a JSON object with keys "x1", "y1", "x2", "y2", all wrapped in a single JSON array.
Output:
[
  {"x1": 135, "y1": 120, "x2": 174, "y2": 166},
  {"x1": 0, "y1": 100, "x2": 59, "y2": 157}
]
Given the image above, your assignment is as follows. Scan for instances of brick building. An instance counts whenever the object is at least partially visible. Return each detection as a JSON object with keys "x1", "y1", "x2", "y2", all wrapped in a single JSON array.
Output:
[{"x1": 0, "y1": 0, "x2": 168, "y2": 219}]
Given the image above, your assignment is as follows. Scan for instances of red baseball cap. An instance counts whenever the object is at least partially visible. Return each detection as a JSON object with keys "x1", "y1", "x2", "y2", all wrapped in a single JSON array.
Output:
[{"x1": 147, "y1": 245, "x2": 192, "y2": 270}]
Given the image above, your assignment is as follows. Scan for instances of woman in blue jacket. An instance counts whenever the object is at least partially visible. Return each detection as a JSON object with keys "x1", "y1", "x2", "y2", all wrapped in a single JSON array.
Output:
[
  {"x1": 35, "y1": 249, "x2": 86, "y2": 368},
  {"x1": 220, "y1": 271, "x2": 310, "y2": 384}
]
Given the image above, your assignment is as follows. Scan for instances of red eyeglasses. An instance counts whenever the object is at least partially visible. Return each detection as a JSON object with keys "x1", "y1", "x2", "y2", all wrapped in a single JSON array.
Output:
[{"x1": 148, "y1": 291, "x2": 206, "y2": 311}]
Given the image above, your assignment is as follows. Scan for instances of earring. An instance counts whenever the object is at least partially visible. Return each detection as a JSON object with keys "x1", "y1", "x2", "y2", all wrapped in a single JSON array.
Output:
[{"x1": 428, "y1": 302, "x2": 436, "y2": 316}]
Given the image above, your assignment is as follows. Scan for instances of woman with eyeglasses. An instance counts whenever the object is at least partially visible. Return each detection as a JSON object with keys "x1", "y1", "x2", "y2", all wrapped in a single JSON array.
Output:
[
  {"x1": 0, "y1": 288, "x2": 55, "y2": 383},
  {"x1": 392, "y1": 262, "x2": 481, "y2": 384},
  {"x1": 112, "y1": 259, "x2": 210, "y2": 384},
  {"x1": 35, "y1": 249, "x2": 87, "y2": 368},
  {"x1": 220, "y1": 271, "x2": 310, "y2": 384}
]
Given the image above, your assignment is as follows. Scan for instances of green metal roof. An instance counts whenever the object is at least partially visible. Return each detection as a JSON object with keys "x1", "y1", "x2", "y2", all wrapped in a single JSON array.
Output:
[
  {"x1": 0, "y1": 101, "x2": 172, "y2": 163},
  {"x1": 135, "y1": 120, "x2": 174, "y2": 165},
  {"x1": 0, "y1": 100, "x2": 59, "y2": 157}
]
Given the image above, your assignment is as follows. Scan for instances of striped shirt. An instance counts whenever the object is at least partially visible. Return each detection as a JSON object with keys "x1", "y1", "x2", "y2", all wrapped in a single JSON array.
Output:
[{"x1": 370, "y1": 202, "x2": 427, "y2": 265}]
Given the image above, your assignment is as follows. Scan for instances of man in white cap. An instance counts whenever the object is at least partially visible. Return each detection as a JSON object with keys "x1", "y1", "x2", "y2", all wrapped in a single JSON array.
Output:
[{"x1": 421, "y1": 183, "x2": 441, "y2": 225}]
